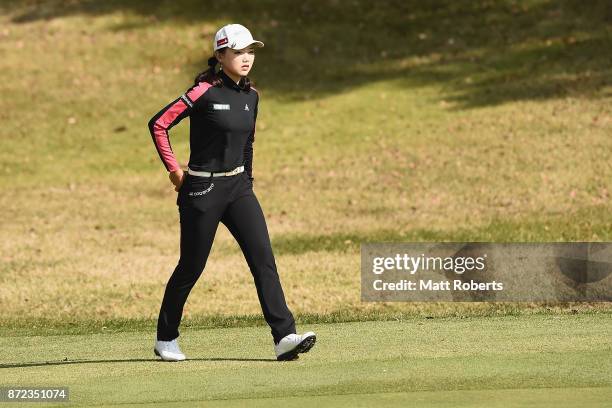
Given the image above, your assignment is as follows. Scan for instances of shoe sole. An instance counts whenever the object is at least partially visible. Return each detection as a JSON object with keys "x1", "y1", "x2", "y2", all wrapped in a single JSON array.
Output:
[
  {"x1": 276, "y1": 334, "x2": 316, "y2": 361},
  {"x1": 154, "y1": 348, "x2": 186, "y2": 361}
]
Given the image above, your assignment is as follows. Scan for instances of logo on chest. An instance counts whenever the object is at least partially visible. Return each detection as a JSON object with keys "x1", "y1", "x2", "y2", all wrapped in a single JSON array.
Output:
[
  {"x1": 211, "y1": 103, "x2": 251, "y2": 111},
  {"x1": 212, "y1": 103, "x2": 231, "y2": 110}
]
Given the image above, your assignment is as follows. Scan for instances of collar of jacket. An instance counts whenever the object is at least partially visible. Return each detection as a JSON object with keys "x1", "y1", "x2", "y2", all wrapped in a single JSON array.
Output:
[{"x1": 219, "y1": 69, "x2": 246, "y2": 92}]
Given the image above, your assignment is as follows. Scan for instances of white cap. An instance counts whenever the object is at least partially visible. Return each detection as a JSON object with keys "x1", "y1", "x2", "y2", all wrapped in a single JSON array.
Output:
[{"x1": 214, "y1": 24, "x2": 264, "y2": 51}]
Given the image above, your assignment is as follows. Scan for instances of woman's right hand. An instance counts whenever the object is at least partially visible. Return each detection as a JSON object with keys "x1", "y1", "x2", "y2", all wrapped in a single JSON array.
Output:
[{"x1": 169, "y1": 169, "x2": 185, "y2": 192}]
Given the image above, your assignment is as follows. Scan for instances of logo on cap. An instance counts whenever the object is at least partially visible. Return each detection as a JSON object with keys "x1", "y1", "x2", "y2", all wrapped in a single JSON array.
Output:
[{"x1": 217, "y1": 37, "x2": 228, "y2": 47}]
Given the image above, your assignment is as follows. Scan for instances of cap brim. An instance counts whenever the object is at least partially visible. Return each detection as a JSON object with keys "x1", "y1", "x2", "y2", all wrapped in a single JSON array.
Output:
[{"x1": 230, "y1": 40, "x2": 264, "y2": 49}]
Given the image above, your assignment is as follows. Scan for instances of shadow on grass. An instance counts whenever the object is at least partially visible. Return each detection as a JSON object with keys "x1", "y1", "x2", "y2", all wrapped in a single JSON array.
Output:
[
  {"x1": 1, "y1": 0, "x2": 610, "y2": 108},
  {"x1": 0, "y1": 356, "x2": 278, "y2": 369},
  {"x1": 271, "y1": 204, "x2": 611, "y2": 255}
]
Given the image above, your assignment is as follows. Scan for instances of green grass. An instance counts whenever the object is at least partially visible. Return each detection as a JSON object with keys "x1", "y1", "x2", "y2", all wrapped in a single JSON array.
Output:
[
  {"x1": 0, "y1": 0, "x2": 611, "y2": 322},
  {"x1": 1, "y1": 306, "x2": 610, "y2": 338},
  {"x1": 1, "y1": 314, "x2": 610, "y2": 407},
  {"x1": 0, "y1": 1, "x2": 611, "y2": 404}
]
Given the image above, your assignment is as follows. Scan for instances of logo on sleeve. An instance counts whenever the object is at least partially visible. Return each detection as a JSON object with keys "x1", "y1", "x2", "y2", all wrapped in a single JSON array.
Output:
[{"x1": 244, "y1": 104, "x2": 249, "y2": 111}]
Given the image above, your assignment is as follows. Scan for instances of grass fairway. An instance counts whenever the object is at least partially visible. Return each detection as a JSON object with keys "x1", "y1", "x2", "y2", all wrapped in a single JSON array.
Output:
[
  {"x1": 0, "y1": 1, "x2": 611, "y2": 406},
  {"x1": 2, "y1": 314, "x2": 610, "y2": 407},
  {"x1": 1, "y1": 0, "x2": 610, "y2": 322}
]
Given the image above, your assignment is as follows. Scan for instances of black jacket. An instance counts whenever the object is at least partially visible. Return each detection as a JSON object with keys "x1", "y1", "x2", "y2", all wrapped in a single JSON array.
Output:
[{"x1": 148, "y1": 70, "x2": 259, "y2": 181}]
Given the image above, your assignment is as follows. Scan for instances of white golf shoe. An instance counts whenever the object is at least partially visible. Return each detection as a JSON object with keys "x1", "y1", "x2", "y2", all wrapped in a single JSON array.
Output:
[
  {"x1": 154, "y1": 338, "x2": 186, "y2": 361},
  {"x1": 274, "y1": 331, "x2": 316, "y2": 361}
]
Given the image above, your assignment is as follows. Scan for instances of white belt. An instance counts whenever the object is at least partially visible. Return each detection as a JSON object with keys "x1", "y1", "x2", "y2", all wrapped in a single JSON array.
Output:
[{"x1": 187, "y1": 165, "x2": 244, "y2": 177}]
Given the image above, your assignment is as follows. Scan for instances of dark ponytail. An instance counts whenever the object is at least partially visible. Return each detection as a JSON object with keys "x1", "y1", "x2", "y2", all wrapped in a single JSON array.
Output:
[
  {"x1": 193, "y1": 48, "x2": 253, "y2": 92},
  {"x1": 193, "y1": 54, "x2": 223, "y2": 86}
]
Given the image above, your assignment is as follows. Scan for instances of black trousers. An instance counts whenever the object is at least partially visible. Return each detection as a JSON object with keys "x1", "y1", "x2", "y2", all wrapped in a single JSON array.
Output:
[{"x1": 156, "y1": 170, "x2": 296, "y2": 344}]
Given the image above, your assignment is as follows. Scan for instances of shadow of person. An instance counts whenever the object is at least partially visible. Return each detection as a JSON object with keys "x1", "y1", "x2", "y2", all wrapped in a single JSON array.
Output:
[{"x1": 0, "y1": 356, "x2": 280, "y2": 369}]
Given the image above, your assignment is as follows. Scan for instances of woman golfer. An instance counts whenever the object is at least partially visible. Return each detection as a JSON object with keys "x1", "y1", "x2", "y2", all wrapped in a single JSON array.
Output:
[{"x1": 147, "y1": 23, "x2": 316, "y2": 361}]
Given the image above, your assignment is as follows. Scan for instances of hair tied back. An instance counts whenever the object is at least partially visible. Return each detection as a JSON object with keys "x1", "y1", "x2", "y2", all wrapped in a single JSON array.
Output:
[{"x1": 208, "y1": 56, "x2": 218, "y2": 70}]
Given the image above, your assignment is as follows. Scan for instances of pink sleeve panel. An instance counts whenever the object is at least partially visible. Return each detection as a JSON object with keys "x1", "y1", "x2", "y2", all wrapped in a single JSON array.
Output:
[
  {"x1": 186, "y1": 81, "x2": 212, "y2": 103},
  {"x1": 149, "y1": 82, "x2": 212, "y2": 172},
  {"x1": 151, "y1": 99, "x2": 188, "y2": 172}
]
